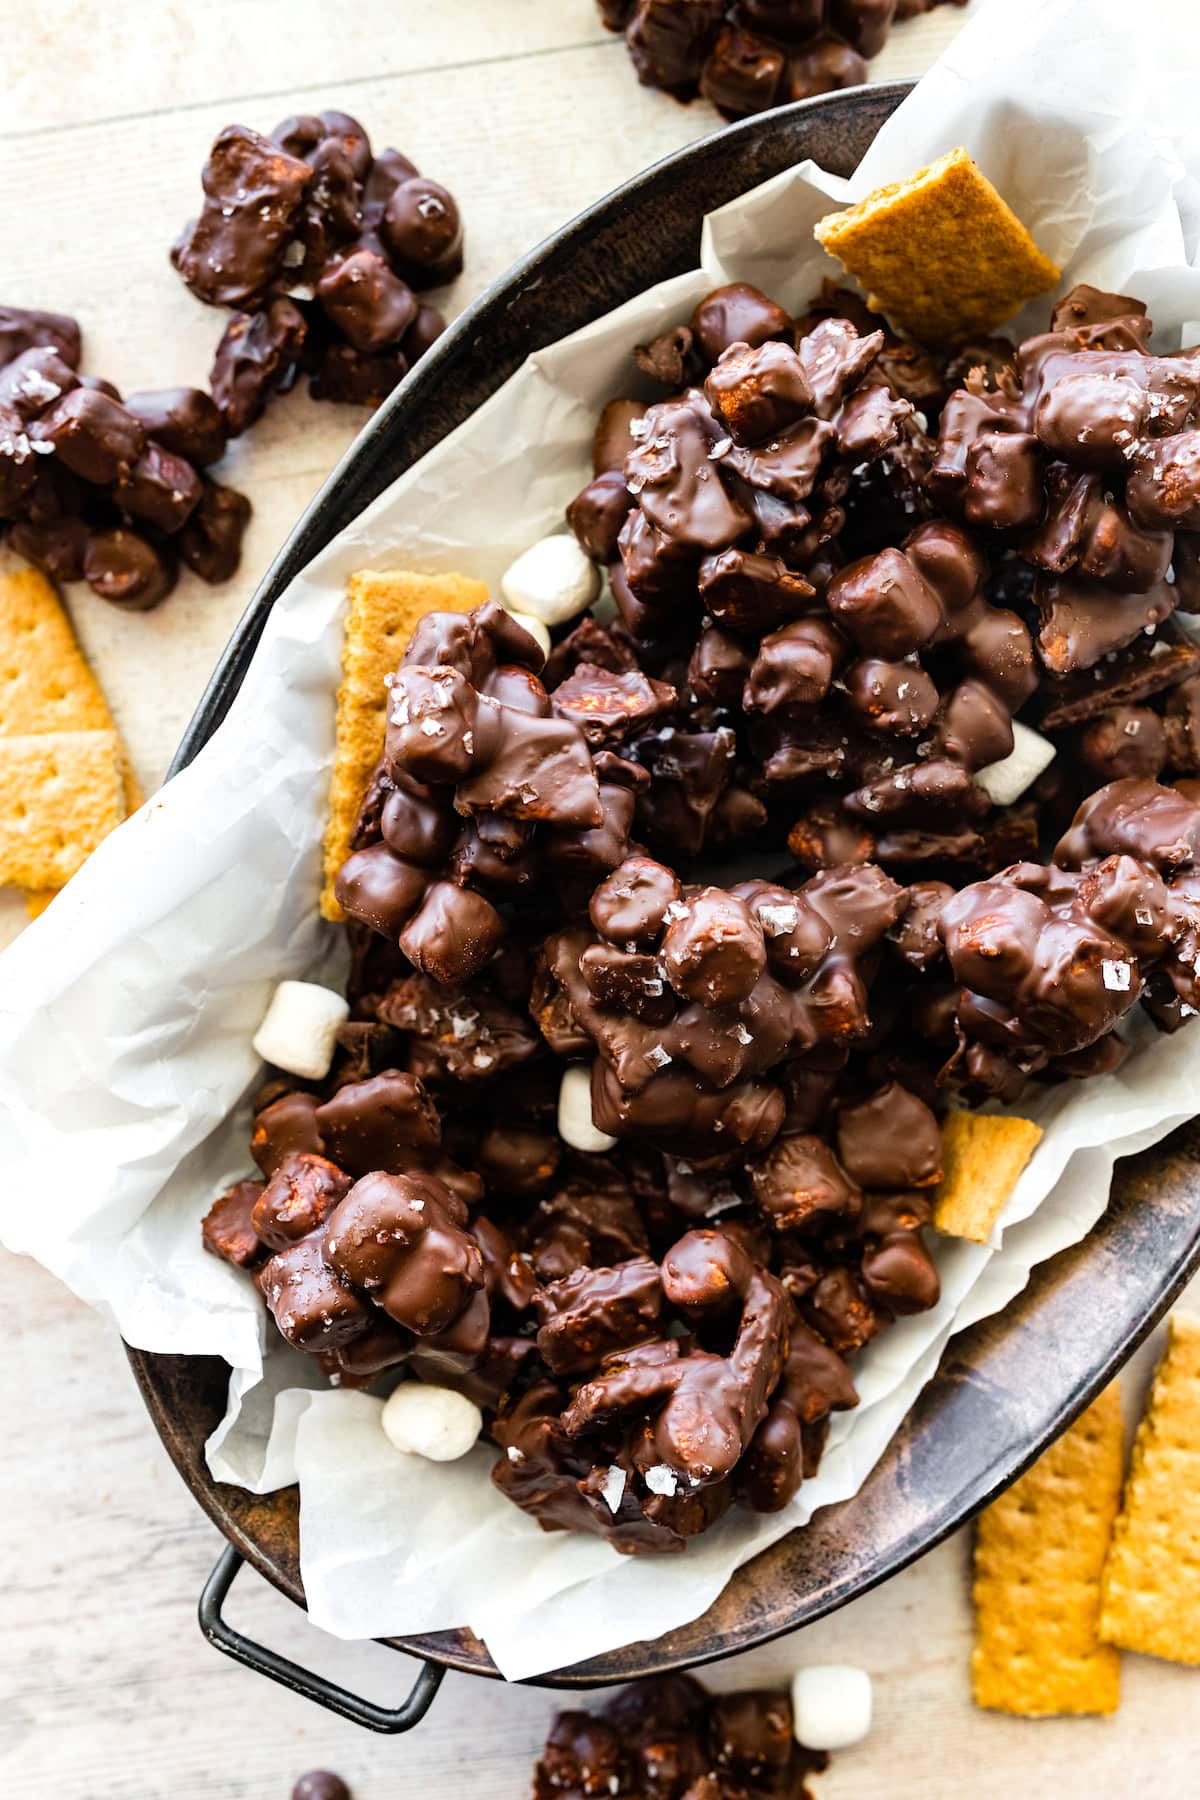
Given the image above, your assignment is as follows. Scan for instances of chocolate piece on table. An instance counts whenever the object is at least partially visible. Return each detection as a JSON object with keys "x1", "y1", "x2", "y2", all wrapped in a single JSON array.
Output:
[
  {"x1": 82, "y1": 529, "x2": 176, "y2": 610},
  {"x1": 114, "y1": 443, "x2": 203, "y2": 534},
  {"x1": 123, "y1": 387, "x2": 228, "y2": 466},
  {"x1": 316, "y1": 249, "x2": 417, "y2": 353},
  {"x1": 700, "y1": 26, "x2": 785, "y2": 119},
  {"x1": 30, "y1": 387, "x2": 145, "y2": 484},
  {"x1": 209, "y1": 297, "x2": 308, "y2": 435},
  {"x1": 0, "y1": 304, "x2": 81, "y2": 369},
  {"x1": 309, "y1": 340, "x2": 408, "y2": 407},
  {"x1": 381, "y1": 177, "x2": 464, "y2": 288},
  {"x1": 0, "y1": 347, "x2": 80, "y2": 420},
  {"x1": 178, "y1": 477, "x2": 252, "y2": 584},
  {"x1": 172, "y1": 124, "x2": 312, "y2": 308}
]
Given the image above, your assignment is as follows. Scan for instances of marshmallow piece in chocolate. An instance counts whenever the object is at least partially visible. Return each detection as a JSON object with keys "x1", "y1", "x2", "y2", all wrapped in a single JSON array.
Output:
[
  {"x1": 324, "y1": 1170, "x2": 484, "y2": 1335},
  {"x1": 558, "y1": 1062, "x2": 618, "y2": 1153},
  {"x1": 381, "y1": 1382, "x2": 483, "y2": 1461},
  {"x1": 502, "y1": 608, "x2": 552, "y2": 660},
  {"x1": 252, "y1": 980, "x2": 350, "y2": 1079},
  {"x1": 661, "y1": 888, "x2": 766, "y2": 1006},
  {"x1": 30, "y1": 387, "x2": 145, "y2": 484},
  {"x1": 790, "y1": 1666, "x2": 873, "y2": 1751},
  {"x1": 171, "y1": 124, "x2": 312, "y2": 308},
  {"x1": 501, "y1": 535, "x2": 601, "y2": 627},
  {"x1": 974, "y1": 720, "x2": 1057, "y2": 807}
]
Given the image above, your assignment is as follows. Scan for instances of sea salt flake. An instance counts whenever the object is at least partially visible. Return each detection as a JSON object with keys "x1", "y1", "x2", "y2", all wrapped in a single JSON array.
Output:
[
  {"x1": 645, "y1": 1045, "x2": 672, "y2": 1070},
  {"x1": 419, "y1": 716, "x2": 441, "y2": 736},
  {"x1": 644, "y1": 1465, "x2": 678, "y2": 1497},
  {"x1": 663, "y1": 901, "x2": 688, "y2": 924},
  {"x1": 506, "y1": 1446, "x2": 525, "y2": 1464},
  {"x1": 733, "y1": 1024, "x2": 752, "y2": 1045},
  {"x1": 1102, "y1": 959, "x2": 1132, "y2": 991},
  {"x1": 759, "y1": 902, "x2": 798, "y2": 938},
  {"x1": 599, "y1": 1466, "x2": 627, "y2": 1514}
]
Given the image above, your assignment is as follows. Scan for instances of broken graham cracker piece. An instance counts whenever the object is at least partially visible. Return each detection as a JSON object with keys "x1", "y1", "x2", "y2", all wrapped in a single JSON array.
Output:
[
  {"x1": 933, "y1": 1109, "x2": 1043, "y2": 1243},
  {"x1": 320, "y1": 567, "x2": 488, "y2": 921},
  {"x1": 815, "y1": 147, "x2": 1060, "y2": 345},
  {"x1": 973, "y1": 1383, "x2": 1123, "y2": 1717},
  {"x1": 0, "y1": 728, "x2": 125, "y2": 889},
  {"x1": 0, "y1": 560, "x2": 140, "y2": 824},
  {"x1": 1099, "y1": 1313, "x2": 1200, "y2": 1665}
]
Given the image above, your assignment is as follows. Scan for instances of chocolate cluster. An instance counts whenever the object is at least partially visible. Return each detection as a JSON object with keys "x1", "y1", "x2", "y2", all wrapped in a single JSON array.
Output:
[
  {"x1": 172, "y1": 114, "x2": 456, "y2": 424},
  {"x1": 533, "y1": 1673, "x2": 825, "y2": 1799},
  {"x1": 597, "y1": 0, "x2": 967, "y2": 118},
  {"x1": 0, "y1": 305, "x2": 250, "y2": 607},
  {"x1": 205, "y1": 277, "x2": 1200, "y2": 1553}
]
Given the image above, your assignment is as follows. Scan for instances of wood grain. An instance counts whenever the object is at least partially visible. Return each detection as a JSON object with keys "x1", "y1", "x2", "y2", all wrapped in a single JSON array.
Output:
[{"x1": 8, "y1": 4, "x2": 1195, "y2": 1797}]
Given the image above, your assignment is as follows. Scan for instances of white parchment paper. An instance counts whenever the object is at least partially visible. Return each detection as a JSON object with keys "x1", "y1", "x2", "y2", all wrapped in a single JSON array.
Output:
[{"x1": 3, "y1": 0, "x2": 1200, "y2": 1681}]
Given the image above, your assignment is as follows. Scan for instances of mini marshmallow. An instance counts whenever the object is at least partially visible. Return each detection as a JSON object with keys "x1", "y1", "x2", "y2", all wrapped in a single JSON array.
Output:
[
  {"x1": 790, "y1": 1665, "x2": 873, "y2": 1752},
  {"x1": 503, "y1": 606, "x2": 552, "y2": 661},
  {"x1": 558, "y1": 1062, "x2": 618, "y2": 1153},
  {"x1": 974, "y1": 720, "x2": 1056, "y2": 808},
  {"x1": 252, "y1": 979, "x2": 349, "y2": 1080},
  {"x1": 381, "y1": 1383, "x2": 483, "y2": 1462},
  {"x1": 500, "y1": 534, "x2": 600, "y2": 628}
]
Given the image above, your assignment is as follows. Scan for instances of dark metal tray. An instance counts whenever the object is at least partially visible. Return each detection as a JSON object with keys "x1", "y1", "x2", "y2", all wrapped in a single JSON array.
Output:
[{"x1": 126, "y1": 79, "x2": 1200, "y2": 1720}]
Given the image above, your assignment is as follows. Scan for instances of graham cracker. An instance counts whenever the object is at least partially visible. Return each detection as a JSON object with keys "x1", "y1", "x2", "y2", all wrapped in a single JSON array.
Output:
[
  {"x1": 1099, "y1": 1314, "x2": 1200, "y2": 1665},
  {"x1": 0, "y1": 566, "x2": 140, "y2": 908},
  {"x1": 933, "y1": 1110, "x2": 1043, "y2": 1243},
  {"x1": 320, "y1": 567, "x2": 487, "y2": 921},
  {"x1": 0, "y1": 728, "x2": 126, "y2": 889},
  {"x1": 973, "y1": 1384, "x2": 1123, "y2": 1717},
  {"x1": 814, "y1": 147, "x2": 1060, "y2": 345}
]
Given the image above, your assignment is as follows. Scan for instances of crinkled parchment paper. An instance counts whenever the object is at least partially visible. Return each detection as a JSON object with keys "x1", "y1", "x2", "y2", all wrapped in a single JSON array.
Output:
[{"x1": 3, "y1": 0, "x2": 1200, "y2": 1680}]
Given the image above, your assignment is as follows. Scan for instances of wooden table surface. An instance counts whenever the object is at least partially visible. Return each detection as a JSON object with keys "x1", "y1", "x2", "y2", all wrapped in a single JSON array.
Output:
[{"x1": 2, "y1": 4, "x2": 1197, "y2": 1795}]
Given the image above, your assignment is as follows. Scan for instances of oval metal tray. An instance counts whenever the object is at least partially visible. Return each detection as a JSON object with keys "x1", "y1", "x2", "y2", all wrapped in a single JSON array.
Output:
[{"x1": 127, "y1": 79, "x2": 1200, "y2": 1689}]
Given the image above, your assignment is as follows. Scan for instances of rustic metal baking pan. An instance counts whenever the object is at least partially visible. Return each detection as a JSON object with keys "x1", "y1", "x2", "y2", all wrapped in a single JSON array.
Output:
[{"x1": 126, "y1": 80, "x2": 1200, "y2": 1722}]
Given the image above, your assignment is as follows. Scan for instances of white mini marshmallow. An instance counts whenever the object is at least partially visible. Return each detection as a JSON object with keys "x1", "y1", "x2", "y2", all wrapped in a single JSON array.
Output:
[
  {"x1": 974, "y1": 720, "x2": 1056, "y2": 808},
  {"x1": 252, "y1": 979, "x2": 349, "y2": 1080},
  {"x1": 558, "y1": 1062, "x2": 618, "y2": 1153},
  {"x1": 790, "y1": 1665, "x2": 873, "y2": 1752},
  {"x1": 501, "y1": 534, "x2": 600, "y2": 627},
  {"x1": 381, "y1": 1383, "x2": 483, "y2": 1462},
  {"x1": 503, "y1": 607, "x2": 552, "y2": 660}
]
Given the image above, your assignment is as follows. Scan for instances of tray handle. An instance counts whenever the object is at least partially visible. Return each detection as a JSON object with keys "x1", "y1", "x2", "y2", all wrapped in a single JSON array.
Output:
[{"x1": 199, "y1": 1546, "x2": 445, "y2": 1733}]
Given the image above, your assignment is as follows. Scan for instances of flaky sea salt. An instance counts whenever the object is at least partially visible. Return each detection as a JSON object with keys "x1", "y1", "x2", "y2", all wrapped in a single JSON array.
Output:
[
  {"x1": 1102, "y1": 959, "x2": 1132, "y2": 991},
  {"x1": 759, "y1": 902, "x2": 798, "y2": 938},
  {"x1": 645, "y1": 1045, "x2": 672, "y2": 1070},
  {"x1": 600, "y1": 1466, "x2": 627, "y2": 1515},
  {"x1": 644, "y1": 1466, "x2": 678, "y2": 1497}
]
